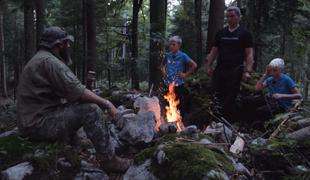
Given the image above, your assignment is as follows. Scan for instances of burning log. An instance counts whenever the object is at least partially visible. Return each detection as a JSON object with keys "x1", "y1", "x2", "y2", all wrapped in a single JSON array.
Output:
[{"x1": 163, "y1": 84, "x2": 184, "y2": 131}]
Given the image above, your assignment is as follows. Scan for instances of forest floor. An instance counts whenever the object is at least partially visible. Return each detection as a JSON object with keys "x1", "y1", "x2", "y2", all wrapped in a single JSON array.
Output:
[{"x1": 1, "y1": 72, "x2": 310, "y2": 179}]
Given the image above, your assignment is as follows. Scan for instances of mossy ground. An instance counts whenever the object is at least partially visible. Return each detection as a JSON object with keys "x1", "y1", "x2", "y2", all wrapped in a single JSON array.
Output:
[
  {"x1": 134, "y1": 134, "x2": 233, "y2": 180},
  {"x1": 0, "y1": 136, "x2": 80, "y2": 179},
  {"x1": 152, "y1": 143, "x2": 233, "y2": 180}
]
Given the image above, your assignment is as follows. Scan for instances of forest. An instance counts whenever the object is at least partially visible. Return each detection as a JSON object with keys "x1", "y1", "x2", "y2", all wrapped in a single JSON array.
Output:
[{"x1": 0, "y1": 0, "x2": 310, "y2": 179}]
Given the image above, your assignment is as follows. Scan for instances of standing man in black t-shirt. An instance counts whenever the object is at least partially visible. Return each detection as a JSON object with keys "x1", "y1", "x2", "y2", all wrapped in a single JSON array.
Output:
[{"x1": 204, "y1": 6, "x2": 254, "y2": 120}]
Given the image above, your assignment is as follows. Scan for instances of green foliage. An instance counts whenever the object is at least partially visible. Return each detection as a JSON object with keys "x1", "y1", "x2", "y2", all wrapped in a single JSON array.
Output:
[
  {"x1": 0, "y1": 136, "x2": 33, "y2": 170},
  {"x1": 169, "y1": 1, "x2": 197, "y2": 60},
  {"x1": 184, "y1": 70, "x2": 212, "y2": 128},
  {"x1": 0, "y1": 135, "x2": 80, "y2": 179}
]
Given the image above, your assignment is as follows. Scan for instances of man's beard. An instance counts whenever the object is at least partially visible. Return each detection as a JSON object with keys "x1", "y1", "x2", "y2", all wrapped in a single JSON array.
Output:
[{"x1": 59, "y1": 47, "x2": 73, "y2": 66}]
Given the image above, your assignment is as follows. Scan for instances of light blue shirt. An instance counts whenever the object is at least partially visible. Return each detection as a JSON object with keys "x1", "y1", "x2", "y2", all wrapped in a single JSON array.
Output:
[{"x1": 163, "y1": 50, "x2": 191, "y2": 86}]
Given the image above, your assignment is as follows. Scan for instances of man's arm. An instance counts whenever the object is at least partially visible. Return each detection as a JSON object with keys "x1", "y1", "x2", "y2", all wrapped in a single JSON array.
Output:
[
  {"x1": 243, "y1": 47, "x2": 254, "y2": 80},
  {"x1": 80, "y1": 89, "x2": 118, "y2": 120},
  {"x1": 179, "y1": 59, "x2": 197, "y2": 78},
  {"x1": 204, "y1": 47, "x2": 219, "y2": 76},
  {"x1": 272, "y1": 88, "x2": 302, "y2": 100}
]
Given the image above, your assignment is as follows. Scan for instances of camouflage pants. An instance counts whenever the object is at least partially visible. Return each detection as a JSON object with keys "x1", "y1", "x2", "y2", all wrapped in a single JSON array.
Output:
[{"x1": 25, "y1": 103, "x2": 114, "y2": 159}]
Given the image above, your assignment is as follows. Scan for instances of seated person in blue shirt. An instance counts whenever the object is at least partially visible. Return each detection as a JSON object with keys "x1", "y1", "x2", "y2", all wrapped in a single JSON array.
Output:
[
  {"x1": 254, "y1": 58, "x2": 302, "y2": 122},
  {"x1": 161, "y1": 35, "x2": 197, "y2": 122}
]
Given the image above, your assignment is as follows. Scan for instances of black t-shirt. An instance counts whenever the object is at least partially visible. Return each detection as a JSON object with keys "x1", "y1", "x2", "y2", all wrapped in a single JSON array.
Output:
[{"x1": 214, "y1": 26, "x2": 253, "y2": 70}]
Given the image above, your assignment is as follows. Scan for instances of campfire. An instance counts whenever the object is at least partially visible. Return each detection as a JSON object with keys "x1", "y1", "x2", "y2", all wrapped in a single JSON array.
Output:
[{"x1": 163, "y1": 83, "x2": 184, "y2": 131}]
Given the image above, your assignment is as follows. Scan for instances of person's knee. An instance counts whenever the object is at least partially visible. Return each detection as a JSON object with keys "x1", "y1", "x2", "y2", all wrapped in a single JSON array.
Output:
[{"x1": 88, "y1": 103, "x2": 101, "y2": 111}]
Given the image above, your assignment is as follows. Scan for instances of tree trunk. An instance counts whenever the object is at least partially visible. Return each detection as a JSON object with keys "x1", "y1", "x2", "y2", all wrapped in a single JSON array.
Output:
[
  {"x1": 304, "y1": 53, "x2": 310, "y2": 100},
  {"x1": 85, "y1": 0, "x2": 96, "y2": 90},
  {"x1": 82, "y1": 0, "x2": 87, "y2": 84},
  {"x1": 0, "y1": 8, "x2": 8, "y2": 97},
  {"x1": 195, "y1": 0, "x2": 202, "y2": 67},
  {"x1": 24, "y1": 0, "x2": 36, "y2": 64},
  {"x1": 206, "y1": 0, "x2": 224, "y2": 54},
  {"x1": 149, "y1": 0, "x2": 167, "y2": 91},
  {"x1": 131, "y1": 0, "x2": 143, "y2": 90},
  {"x1": 35, "y1": 0, "x2": 46, "y2": 47}
]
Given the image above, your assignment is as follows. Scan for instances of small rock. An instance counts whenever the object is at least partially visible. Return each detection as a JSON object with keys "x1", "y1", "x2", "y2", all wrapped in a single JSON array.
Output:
[
  {"x1": 159, "y1": 123, "x2": 177, "y2": 134},
  {"x1": 180, "y1": 125, "x2": 199, "y2": 138},
  {"x1": 295, "y1": 165, "x2": 308, "y2": 174},
  {"x1": 1, "y1": 162, "x2": 33, "y2": 180},
  {"x1": 203, "y1": 169, "x2": 229, "y2": 180},
  {"x1": 233, "y1": 162, "x2": 250, "y2": 176},
  {"x1": 74, "y1": 160, "x2": 109, "y2": 180},
  {"x1": 34, "y1": 149, "x2": 46, "y2": 158},
  {"x1": 199, "y1": 138, "x2": 212, "y2": 144},
  {"x1": 204, "y1": 122, "x2": 233, "y2": 143},
  {"x1": 0, "y1": 127, "x2": 20, "y2": 138},
  {"x1": 57, "y1": 157, "x2": 72, "y2": 169},
  {"x1": 123, "y1": 159, "x2": 158, "y2": 180},
  {"x1": 156, "y1": 150, "x2": 166, "y2": 165},
  {"x1": 251, "y1": 137, "x2": 267, "y2": 146}
]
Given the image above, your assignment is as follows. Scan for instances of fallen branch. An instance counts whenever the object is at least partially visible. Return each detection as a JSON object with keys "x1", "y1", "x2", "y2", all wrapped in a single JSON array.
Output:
[
  {"x1": 269, "y1": 117, "x2": 290, "y2": 139},
  {"x1": 208, "y1": 111, "x2": 248, "y2": 144}
]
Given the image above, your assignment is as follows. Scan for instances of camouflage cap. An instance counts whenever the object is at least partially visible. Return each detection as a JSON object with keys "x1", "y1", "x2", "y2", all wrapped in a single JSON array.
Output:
[{"x1": 40, "y1": 26, "x2": 74, "y2": 49}]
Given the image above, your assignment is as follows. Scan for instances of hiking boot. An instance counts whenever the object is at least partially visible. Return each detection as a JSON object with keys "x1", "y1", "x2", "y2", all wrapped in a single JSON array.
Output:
[{"x1": 99, "y1": 156, "x2": 132, "y2": 173}]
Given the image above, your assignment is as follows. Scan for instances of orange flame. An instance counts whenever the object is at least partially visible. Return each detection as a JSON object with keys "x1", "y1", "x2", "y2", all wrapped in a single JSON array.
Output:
[{"x1": 163, "y1": 83, "x2": 184, "y2": 131}]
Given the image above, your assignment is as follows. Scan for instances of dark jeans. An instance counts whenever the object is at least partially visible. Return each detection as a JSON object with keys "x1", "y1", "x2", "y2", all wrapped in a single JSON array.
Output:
[
  {"x1": 212, "y1": 66, "x2": 243, "y2": 121},
  {"x1": 241, "y1": 94, "x2": 286, "y2": 128}
]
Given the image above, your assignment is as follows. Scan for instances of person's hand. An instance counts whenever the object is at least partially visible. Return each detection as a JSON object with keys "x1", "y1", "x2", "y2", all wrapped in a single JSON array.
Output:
[
  {"x1": 272, "y1": 93, "x2": 283, "y2": 99},
  {"x1": 108, "y1": 105, "x2": 119, "y2": 121},
  {"x1": 243, "y1": 71, "x2": 251, "y2": 81},
  {"x1": 178, "y1": 72, "x2": 187, "y2": 79}
]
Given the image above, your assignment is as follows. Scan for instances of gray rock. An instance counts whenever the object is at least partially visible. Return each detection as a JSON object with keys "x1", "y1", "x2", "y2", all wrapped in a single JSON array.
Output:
[
  {"x1": 204, "y1": 122, "x2": 233, "y2": 143},
  {"x1": 116, "y1": 113, "x2": 136, "y2": 129},
  {"x1": 295, "y1": 165, "x2": 308, "y2": 174},
  {"x1": 203, "y1": 170, "x2": 229, "y2": 180},
  {"x1": 199, "y1": 138, "x2": 213, "y2": 144},
  {"x1": 156, "y1": 150, "x2": 166, "y2": 165},
  {"x1": 251, "y1": 137, "x2": 267, "y2": 146},
  {"x1": 287, "y1": 126, "x2": 310, "y2": 143},
  {"x1": 74, "y1": 160, "x2": 109, "y2": 180},
  {"x1": 123, "y1": 159, "x2": 158, "y2": 180},
  {"x1": 1, "y1": 162, "x2": 33, "y2": 180},
  {"x1": 0, "y1": 127, "x2": 20, "y2": 138},
  {"x1": 296, "y1": 118, "x2": 310, "y2": 128},
  {"x1": 159, "y1": 123, "x2": 178, "y2": 134},
  {"x1": 233, "y1": 162, "x2": 250, "y2": 176},
  {"x1": 180, "y1": 125, "x2": 199, "y2": 138},
  {"x1": 133, "y1": 96, "x2": 162, "y2": 128},
  {"x1": 57, "y1": 157, "x2": 72, "y2": 169},
  {"x1": 119, "y1": 112, "x2": 156, "y2": 145}
]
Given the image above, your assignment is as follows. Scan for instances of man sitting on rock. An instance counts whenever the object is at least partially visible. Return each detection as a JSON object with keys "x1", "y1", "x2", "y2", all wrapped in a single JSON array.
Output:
[
  {"x1": 17, "y1": 26, "x2": 131, "y2": 173},
  {"x1": 244, "y1": 58, "x2": 302, "y2": 126}
]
